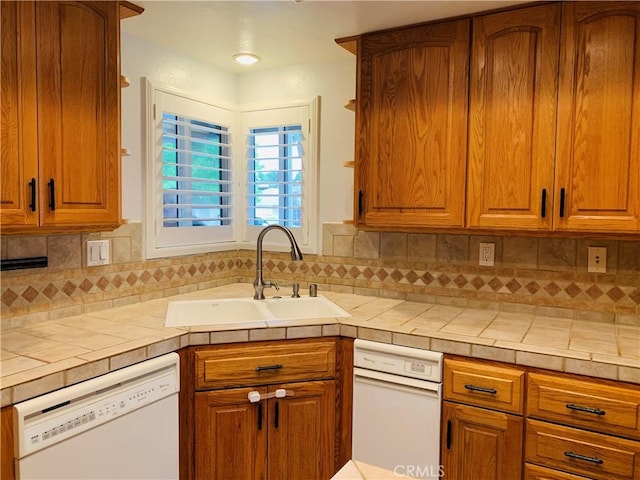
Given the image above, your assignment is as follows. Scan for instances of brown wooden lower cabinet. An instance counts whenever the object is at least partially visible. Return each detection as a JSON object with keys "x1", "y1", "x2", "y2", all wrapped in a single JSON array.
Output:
[
  {"x1": 1, "y1": 406, "x2": 15, "y2": 480},
  {"x1": 525, "y1": 419, "x2": 640, "y2": 480},
  {"x1": 525, "y1": 463, "x2": 596, "y2": 480},
  {"x1": 440, "y1": 402, "x2": 523, "y2": 480},
  {"x1": 195, "y1": 380, "x2": 335, "y2": 480}
]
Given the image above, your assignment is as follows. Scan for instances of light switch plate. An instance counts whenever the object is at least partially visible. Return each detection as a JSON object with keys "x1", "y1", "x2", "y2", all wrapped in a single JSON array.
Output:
[
  {"x1": 87, "y1": 240, "x2": 110, "y2": 266},
  {"x1": 587, "y1": 246, "x2": 606, "y2": 273}
]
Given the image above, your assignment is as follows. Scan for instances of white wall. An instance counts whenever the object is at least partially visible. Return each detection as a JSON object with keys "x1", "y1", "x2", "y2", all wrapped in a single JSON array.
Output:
[
  {"x1": 120, "y1": 33, "x2": 356, "y2": 236},
  {"x1": 238, "y1": 62, "x2": 356, "y2": 226},
  {"x1": 121, "y1": 33, "x2": 238, "y2": 221}
]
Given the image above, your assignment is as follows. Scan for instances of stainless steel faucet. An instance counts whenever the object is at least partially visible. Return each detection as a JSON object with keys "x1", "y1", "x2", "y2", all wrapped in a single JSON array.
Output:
[{"x1": 254, "y1": 225, "x2": 303, "y2": 300}]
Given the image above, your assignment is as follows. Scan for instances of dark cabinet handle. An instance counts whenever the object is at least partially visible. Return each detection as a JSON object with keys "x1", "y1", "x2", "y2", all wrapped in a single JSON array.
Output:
[
  {"x1": 559, "y1": 187, "x2": 565, "y2": 218},
  {"x1": 29, "y1": 178, "x2": 37, "y2": 212},
  {"x1": 255, "y1": 364, "x2": 283, "y2": 372},
  {"x1": 48, "y1": 178, "x2": 56, "y2": 211},
  {"x1": 566, "y1": 403, "x2": 606, "y2": 416},
  {"x1": 257, "y1": 403, "x2": 263, "y2": 431},
  {"x1": 541, "y1": 188, "x2": 547, "y2": 218},
  {"x1": 274, "y1": 400, "x2": 279, "y2": 429},
  {"x1": 358, "y1": 190, "x2": 363, "y2": 217},
  {"x1": 446, "y1": 420, "x2": 452, "y2": 450},
  {"x1": 464, "y1": 384, "x2": 497, "y2": 394},
  {"x1": 564, "y1": 451, "x2": 603, "y2": 465}
]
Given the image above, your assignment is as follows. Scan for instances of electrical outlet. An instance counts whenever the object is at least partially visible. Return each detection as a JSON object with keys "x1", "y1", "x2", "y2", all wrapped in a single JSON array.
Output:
[
  {"x1": 588, "y1": 246, "x2": 606, "y2": 273},
  {"x1": 87, "y1": 240, "x2": 110, "y2": 266},
  {"x1": 479, "y1": 242, "x2": 495, "y2": 267}
]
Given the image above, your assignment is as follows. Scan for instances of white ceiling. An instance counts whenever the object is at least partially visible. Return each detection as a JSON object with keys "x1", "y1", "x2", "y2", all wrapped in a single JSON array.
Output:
[{"x1": 121, "y1": 0, "x2": 531, "y2": 74}]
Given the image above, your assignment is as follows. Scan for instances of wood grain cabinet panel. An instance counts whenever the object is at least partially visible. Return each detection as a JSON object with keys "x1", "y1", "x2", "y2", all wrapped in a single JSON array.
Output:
[
  {"x1": 443, "y1": 358, "x2": 525, "y2": 415},
  {"x1": 1, "y1": 406, "x2": 15, "y2": 480},
  {"x1": 528, "y1": 372, "x2": 640, "y2": 440},
  {"x1": 0, "y1": 1, "x2": 122, "y2": 234},
  {"x1": 355, "y1": 19, "x2": 469, "y2": 229},
  {"x1": 466, "y1": 4, "x2": 560, "y2": 231},
  {"x1": 195, "y1": 339, "x2": 336, "y2": 390},
  {"x1": 195, "y1": 386, "x2": 268, "y2": 480},
  {"x1": 525, "y1": 463, "x2": 608, "y2": 480},
  {"x1": 190, "y1": 340, "x2": 341, "y2": 480},
  {"x1": 526, "y1": 419, "x2": 640, "y2": 480},
  {"x1": 0, "y1": 1, "x2": 38, "y2": 231},
  {"x1": 554, "y1": 2, "x2": 640, "y2": 233},
  {"x1": 441, "y1": 402, "x2": 523, "y2": 480},
  {"x1": 268, "y1": 380, "x2": 335, "y2": 480}
]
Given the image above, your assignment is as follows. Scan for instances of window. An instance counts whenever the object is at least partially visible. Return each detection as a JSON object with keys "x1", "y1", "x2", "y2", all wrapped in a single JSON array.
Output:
[
  {"x1": 247, "y1": 125, "x2": 303, "y2": 228},
  {"x1": 144, "y1": 80, "x2": 319, "y2": 258},
  {"x1": 145, "y1": 81, "x2": 236, "y2": 258},
  {"x1": 161, "y1": 114, "x2": 231, "y2": 228},
  {"x1": 241, "y1": 100, "x2": 319, "y2": 251}
]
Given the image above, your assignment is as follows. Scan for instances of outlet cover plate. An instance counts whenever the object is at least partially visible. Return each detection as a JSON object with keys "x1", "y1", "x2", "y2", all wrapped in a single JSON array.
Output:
[
  {"x1": 588, "y1": 246, "x2": 606, "y2": 273},
  {"x1": 479, "y1": 242, "x2": 495, "y2": 267}
]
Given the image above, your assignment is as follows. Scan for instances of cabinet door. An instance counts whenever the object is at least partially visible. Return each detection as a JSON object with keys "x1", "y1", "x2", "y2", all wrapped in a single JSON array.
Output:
[
  {"x1": 356, "y1": 19, "x2": 469, "y2": 228},
  {"x1": 1, "y1": 406, "x2": 15, "y2": 480},
  {"x1": 35, "y1": 1, "x2": 121, "y2": 229},
  {"x1": 554, "y1": 2, "x2": 640, "y2": 232},
  {"x1": 441, "y1": 402, "x2": 523, "y2": 480},
  {"x1": 467, "y1": 4, "x2": 560, "y2": 230},
  {"x1": 195, "y1": 387, "x2": 267, "y2": 480},
  {"x1": 268, "y1": 380, "x2": 336, "y2": 480},
  {"x1": 0, "y1": 1, "x2": 38, "y2": 230}
]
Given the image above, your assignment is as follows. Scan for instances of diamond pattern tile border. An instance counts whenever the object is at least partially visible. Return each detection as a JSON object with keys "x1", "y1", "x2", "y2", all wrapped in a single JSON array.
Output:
[{"x1": 2, "y1": 252, "x2": 639, "y2": 320}]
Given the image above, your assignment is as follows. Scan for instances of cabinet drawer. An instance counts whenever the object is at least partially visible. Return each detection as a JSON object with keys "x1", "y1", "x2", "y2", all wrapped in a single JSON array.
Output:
[
  {"x1": 525, "y1": 463, "x2": 601, "y2": 480},
  {"x1": 195, "y1": 339, "x2": 336, "y2": 390},
  {"x1": 444, "y1": 358, "x2": 525, "y2": 414},
  {"x1": 526, "y1": 419, "x2": 640, "y2": 480},
  {"x1": 528, "y1": 373, "x2": 640, "y2": 440}
]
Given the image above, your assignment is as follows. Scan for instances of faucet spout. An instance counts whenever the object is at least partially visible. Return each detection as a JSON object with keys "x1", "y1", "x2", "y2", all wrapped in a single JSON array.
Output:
[{"x1": 254, "y1": 225, "x2": 303, "y2": 300}]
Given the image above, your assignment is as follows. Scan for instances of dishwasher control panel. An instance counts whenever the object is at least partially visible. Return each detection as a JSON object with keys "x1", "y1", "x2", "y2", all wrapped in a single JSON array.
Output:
[
  {"x1": 14, "y1": 354, "x2": 179, "y2": 458},
  {"x1": 354, "y1": 339, "x2": 443, "y2": 382}
]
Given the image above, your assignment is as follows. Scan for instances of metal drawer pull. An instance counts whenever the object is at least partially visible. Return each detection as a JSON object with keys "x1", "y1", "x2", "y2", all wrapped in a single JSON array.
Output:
[
  {"x1": 464, "y1": 384, "x2": 497, "y2": 394},
  {"x1": 255, "y1": 364, "x2": 283, "y2": 371},
  {"x1": 564, "y1": 451, "x2": 603, "y2": 465},
  {"x1": 566, "y1": 403, "x2": 606, "y2": 416}
]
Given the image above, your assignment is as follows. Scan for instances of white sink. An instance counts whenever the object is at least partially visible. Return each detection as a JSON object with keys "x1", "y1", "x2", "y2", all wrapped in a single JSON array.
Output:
[
  {"x1": 263, "y1": 296, "x2": 351, "y2": 321},
  {"x1": 164, "y1": 295, "x2": 351, "y2": 328}
]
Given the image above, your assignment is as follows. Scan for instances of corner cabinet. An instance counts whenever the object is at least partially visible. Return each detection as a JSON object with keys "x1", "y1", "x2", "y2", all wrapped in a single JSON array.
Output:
[
  {"x1": 0, "y1": 1, "x2": 127, "y2": 235},
  {"x1": 553, "y1": 2, "x2": 640, "y2": 233},
  {"x1": 355, "y1": 19, "x2": 469, "y2": 230},
  {"x1": 182, "y1": 338, "x2": 352, "y2": 480}
]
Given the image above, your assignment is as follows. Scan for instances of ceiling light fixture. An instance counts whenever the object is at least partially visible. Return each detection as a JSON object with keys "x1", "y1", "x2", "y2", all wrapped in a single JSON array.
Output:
[{"x1": 233, "y1": 53, "x2": 260, "y2": 66}]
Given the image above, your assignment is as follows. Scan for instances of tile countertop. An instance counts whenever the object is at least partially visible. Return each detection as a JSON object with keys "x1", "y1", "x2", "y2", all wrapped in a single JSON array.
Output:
[{"x1": 1, "y1": 283, "x2": 639, "y2": 407}]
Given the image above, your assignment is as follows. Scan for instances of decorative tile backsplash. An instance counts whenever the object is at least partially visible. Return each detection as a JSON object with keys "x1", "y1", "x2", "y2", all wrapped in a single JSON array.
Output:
[{"x1": 1, "y1": 222, "x2": 639, "y2": 328}]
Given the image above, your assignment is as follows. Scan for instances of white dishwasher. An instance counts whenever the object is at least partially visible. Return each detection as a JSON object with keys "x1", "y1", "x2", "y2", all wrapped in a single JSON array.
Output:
[
  {"x1": 352, "y1": 339, "x2": 443, "y2": 479},
  {"x1": 14, "y1": 352, "x2": 180, "y2": 479}
]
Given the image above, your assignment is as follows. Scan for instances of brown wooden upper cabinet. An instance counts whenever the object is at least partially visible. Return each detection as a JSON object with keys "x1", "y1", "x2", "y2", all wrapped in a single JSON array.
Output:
[
  {"x1": 350, "y1": 1, "x2": 640, "y2": 235},
  {"x1": 355, "y1": 19, "x2": 470, "y2": 229},
  {"x1": 554, "y1": 1, "x2": 640, "y2": 233},
  {"x1": 466, "y1": 4, "x2": 561, "y2": 231},
  {"x1": 1, "y1": 1, "x2": 124, "y2": 235}
]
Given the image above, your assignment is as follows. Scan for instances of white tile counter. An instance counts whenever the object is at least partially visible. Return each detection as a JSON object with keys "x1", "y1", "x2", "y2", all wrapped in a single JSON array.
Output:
[{"x1": 1, "y1": 283, "x2": 638, "y2": 407}]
